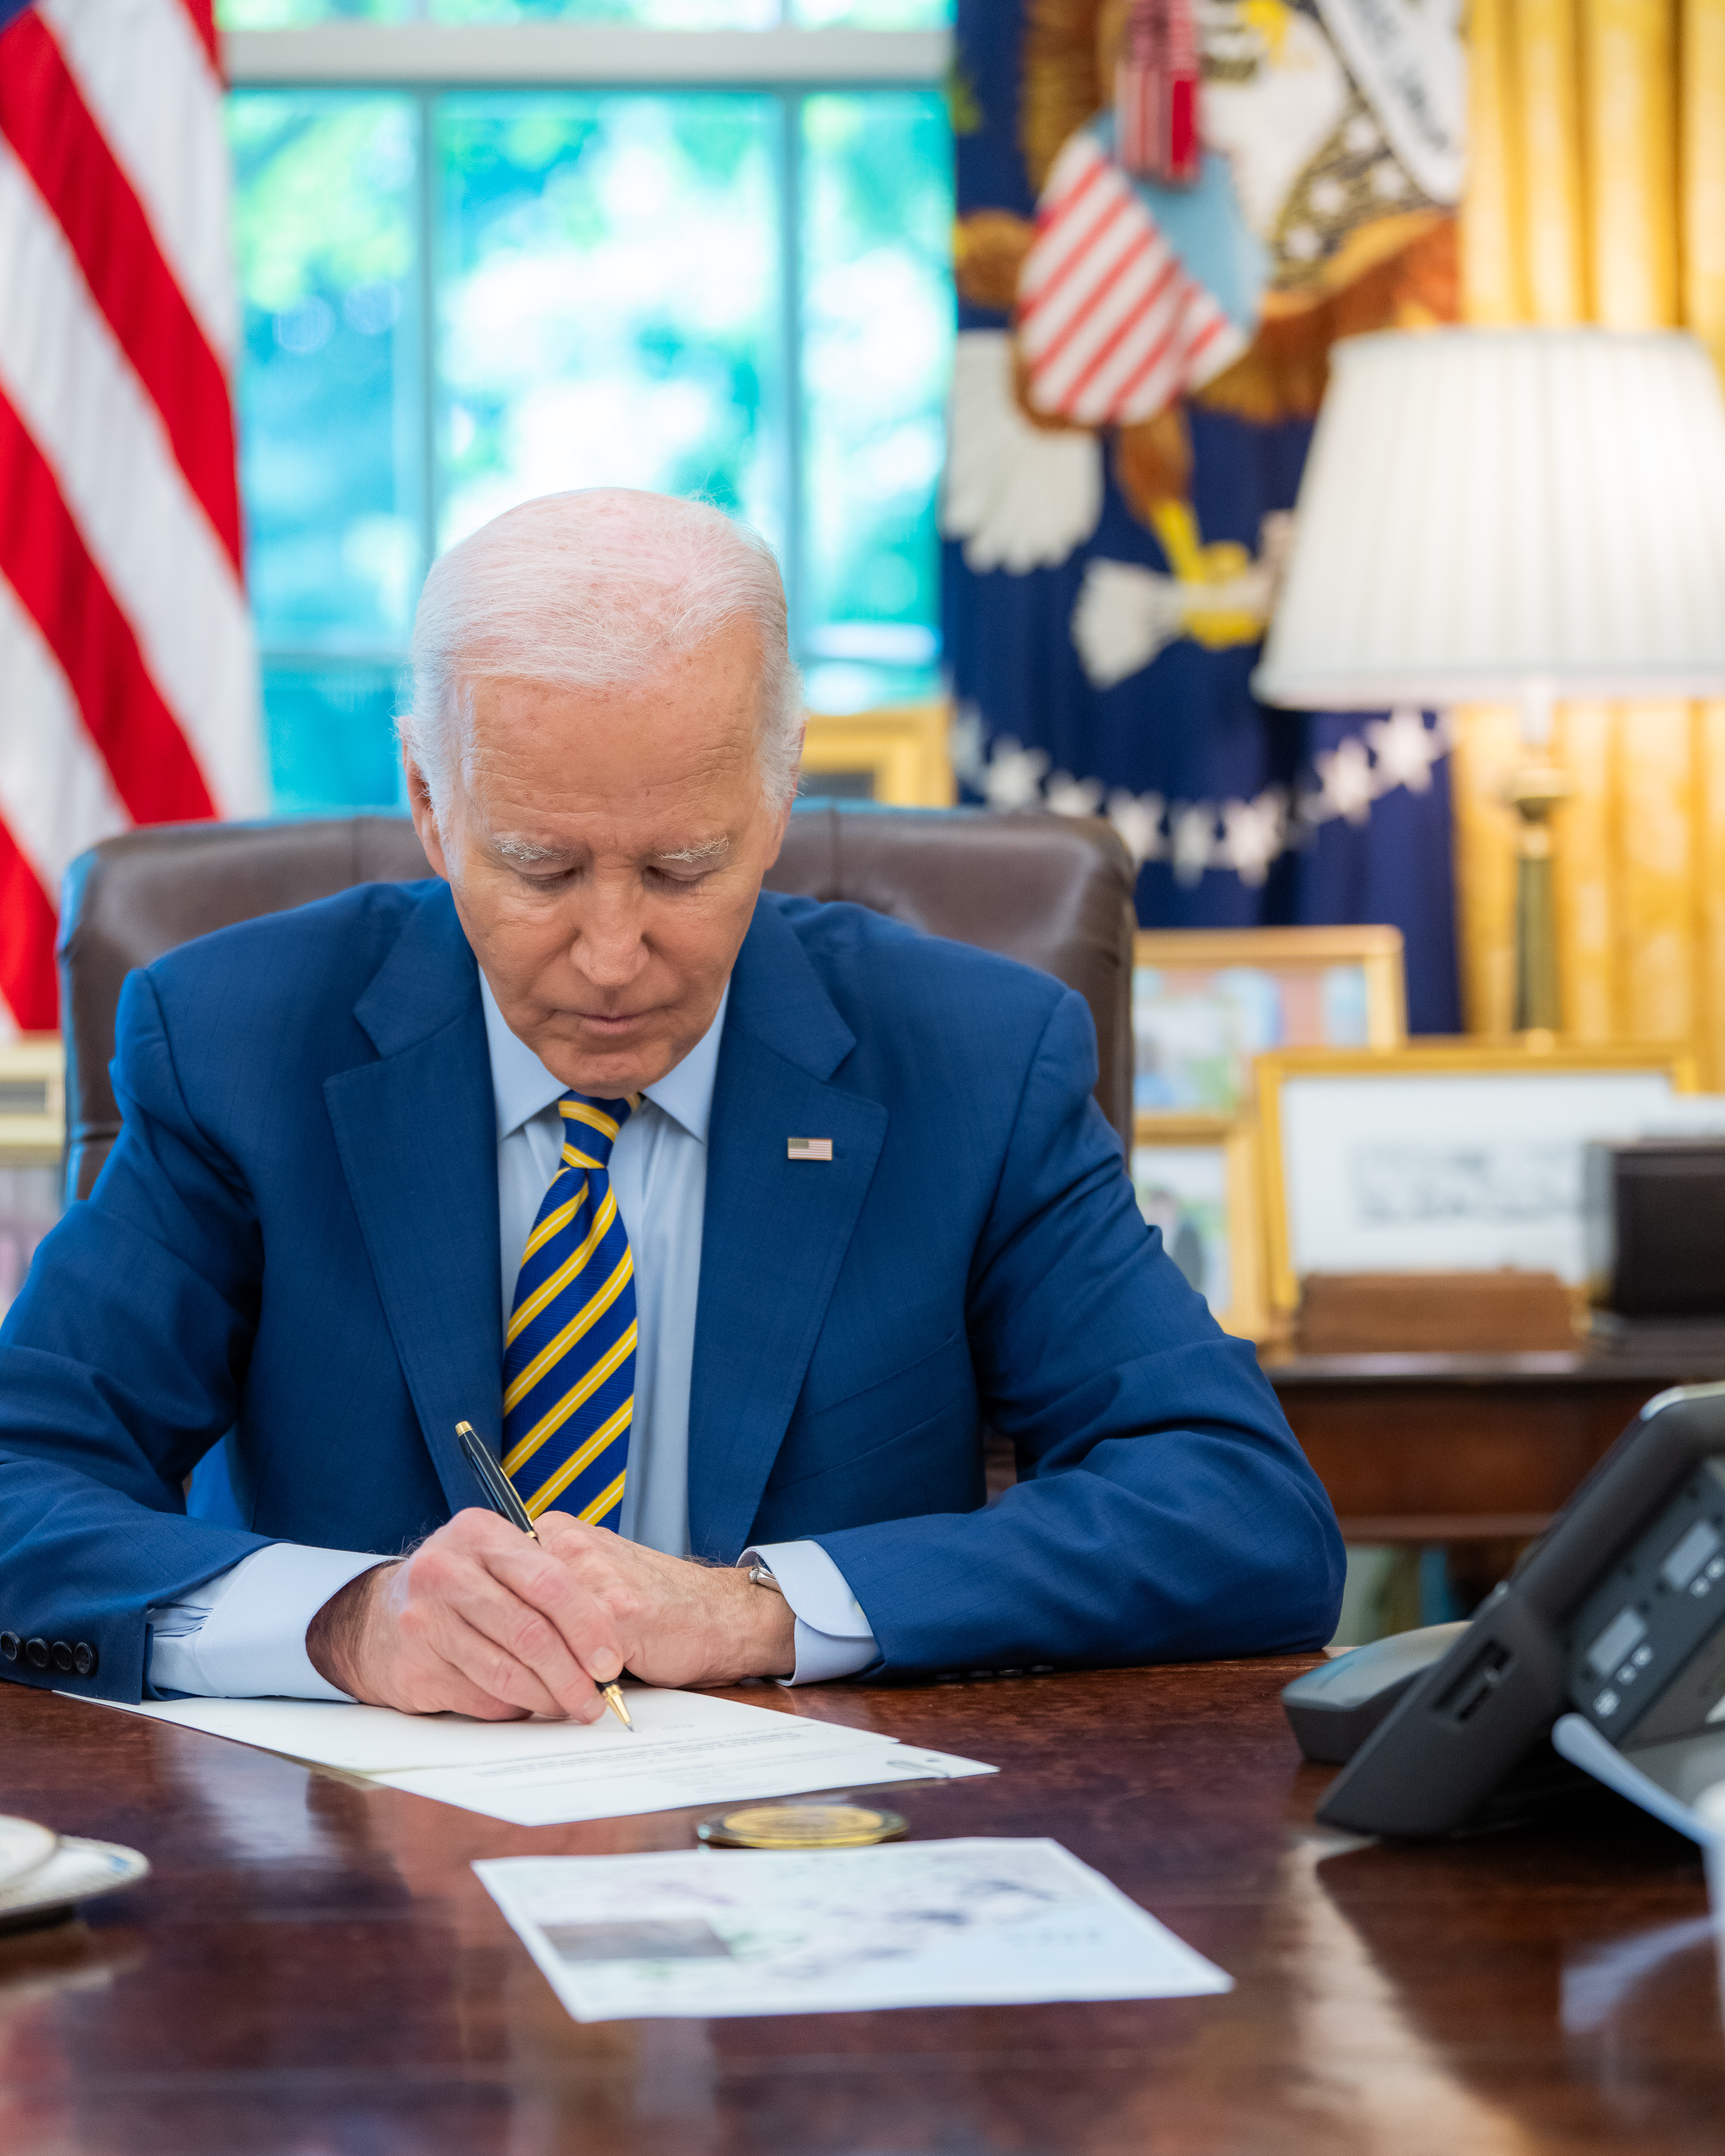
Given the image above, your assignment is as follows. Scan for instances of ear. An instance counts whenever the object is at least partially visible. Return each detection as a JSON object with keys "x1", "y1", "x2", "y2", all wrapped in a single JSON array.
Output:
[
  {"x1": 763, "y1": 724, "x2": 805, "y2": 869},
  {"x1": 404, "y1": 752, "x2": 452, "y2": 882}
]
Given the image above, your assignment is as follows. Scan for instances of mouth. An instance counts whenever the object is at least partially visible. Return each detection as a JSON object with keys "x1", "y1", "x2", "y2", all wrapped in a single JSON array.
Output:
[{"x1": 576, "y1": 1009, "x2": 650, "y2": 1035}]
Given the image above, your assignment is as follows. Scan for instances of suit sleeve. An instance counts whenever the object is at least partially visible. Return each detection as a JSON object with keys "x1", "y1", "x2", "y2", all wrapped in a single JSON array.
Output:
[
  {"x1": 811, "y1": 989, "x2": 1347, "y2": 1674},
  {"x1": 0, "y1": 968, "x2": 275, "y2": 1700}
]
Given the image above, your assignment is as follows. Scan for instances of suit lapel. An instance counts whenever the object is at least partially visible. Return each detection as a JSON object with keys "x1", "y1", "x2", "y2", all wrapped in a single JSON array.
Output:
[
  {"x1": 321, "y1": 884, "x2": 885, "y2": 1547},
  {"x1": 687, "y1": 899, "x2": 886, "y2": 1559},
  {"x1": 323, "y1": 883, "x2": 502, "y2": 1517}
]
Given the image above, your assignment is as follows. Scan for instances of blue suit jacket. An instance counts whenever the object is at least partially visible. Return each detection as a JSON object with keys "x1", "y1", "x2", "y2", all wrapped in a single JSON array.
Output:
[{"x1": 0, "y1": 879, "x2": 1343, "y2": 1700}]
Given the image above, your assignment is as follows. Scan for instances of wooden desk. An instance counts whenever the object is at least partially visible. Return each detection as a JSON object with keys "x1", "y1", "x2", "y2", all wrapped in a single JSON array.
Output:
[
  {"x1": 2, "y1": 1661, "x2": 1720, "y2": 2153},
  {"x1": 1263, "y1": 1343, "x2": 1725, "y2": 1544}
]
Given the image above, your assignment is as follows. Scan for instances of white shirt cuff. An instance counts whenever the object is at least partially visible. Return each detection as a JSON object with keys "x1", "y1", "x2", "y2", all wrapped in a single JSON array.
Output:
[
  {"x1": 145, "y1": 1543, "x2": 385, "y2": 1700},
  {"x1": 742, "y1": 1539, "x2": 880, "y2": 1685}
]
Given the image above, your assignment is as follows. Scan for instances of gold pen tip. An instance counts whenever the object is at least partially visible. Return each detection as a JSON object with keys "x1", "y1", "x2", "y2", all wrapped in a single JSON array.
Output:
[{"x1": 604, "y1": 1683, "x2": 634, "y2": 1730}]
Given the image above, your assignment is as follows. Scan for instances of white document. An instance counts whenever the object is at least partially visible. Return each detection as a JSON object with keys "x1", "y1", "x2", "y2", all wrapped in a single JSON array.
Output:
[
  {"x1": 377, "y1": 1731, "x2": 993, "y2": 1828},
  {"x1": 70, "y1": 1687, "x2": 995, "y2": 1826},
  {"x1": 475, "y1": 1838, "x2": 1233, "y2": 2020},
  {"x1": 80, "y1": 1686, "x2": 852, "y2": 1773}
]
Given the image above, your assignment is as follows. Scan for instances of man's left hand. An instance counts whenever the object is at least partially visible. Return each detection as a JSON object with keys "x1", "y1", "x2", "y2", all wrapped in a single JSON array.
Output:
[{"x1": 515, "y1": 1514, "x2": 798, "y2": 1691}]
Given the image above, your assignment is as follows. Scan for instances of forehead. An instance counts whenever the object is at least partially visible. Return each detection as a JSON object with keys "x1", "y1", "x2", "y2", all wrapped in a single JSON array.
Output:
[
  {"x1": 466, "y1": 617, "x2": 761, "y2": 740},
  {"x1": 456, "y1": 643, "x2": 767, "y2": 847},
  {"x1": 474, "y1": 648, "x2": 758, "y2": 757}
]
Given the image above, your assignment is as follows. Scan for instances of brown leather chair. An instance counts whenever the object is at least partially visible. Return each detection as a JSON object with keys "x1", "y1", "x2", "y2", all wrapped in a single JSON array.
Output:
[{"x1": 58, "y1": 808, "x2": 1136, "y2": 1200}]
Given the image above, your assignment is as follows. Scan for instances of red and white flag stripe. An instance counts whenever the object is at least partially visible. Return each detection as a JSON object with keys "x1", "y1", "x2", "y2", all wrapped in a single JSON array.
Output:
[
  {"x1": 0, "y1": 0, "x2": 262, "y2": 1036},
  {"x1": 1016, "y1": 132, "x2": 1245, "y2": 431}
]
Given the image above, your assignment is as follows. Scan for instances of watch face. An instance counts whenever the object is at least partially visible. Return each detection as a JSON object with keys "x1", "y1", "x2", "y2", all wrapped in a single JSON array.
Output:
[{"x1": 696, "y1": 1802, "x2": 908, "y2": 1850}]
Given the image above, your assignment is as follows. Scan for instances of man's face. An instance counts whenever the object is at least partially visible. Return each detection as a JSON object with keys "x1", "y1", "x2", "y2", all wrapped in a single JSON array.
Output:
[{"x1": 408, "y1": 617, "x2": 796, "y2": 1097}]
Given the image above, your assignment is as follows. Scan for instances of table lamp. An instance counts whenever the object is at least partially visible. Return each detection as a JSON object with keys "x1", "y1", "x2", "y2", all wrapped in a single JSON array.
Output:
[{"x1": 1253, "y1": 328, "x2": 1725, "y2": 1034}]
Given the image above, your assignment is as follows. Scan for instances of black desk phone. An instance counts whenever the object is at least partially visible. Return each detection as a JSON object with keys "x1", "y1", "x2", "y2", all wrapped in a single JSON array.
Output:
[{"x1": 1284, "y1": 1381, "x2": 1725, "y2": 1840}]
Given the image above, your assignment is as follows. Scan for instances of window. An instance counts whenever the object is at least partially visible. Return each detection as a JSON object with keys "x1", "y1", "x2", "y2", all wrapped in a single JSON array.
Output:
[{"x1": 223, "y1": 6, "x2": 954, "y2": 814}]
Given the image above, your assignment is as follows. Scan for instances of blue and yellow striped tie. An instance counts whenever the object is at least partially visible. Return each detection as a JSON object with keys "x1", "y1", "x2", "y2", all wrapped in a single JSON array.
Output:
[{"x1": 501, "y1": 1092, "x2": 636, "y2": 1526}]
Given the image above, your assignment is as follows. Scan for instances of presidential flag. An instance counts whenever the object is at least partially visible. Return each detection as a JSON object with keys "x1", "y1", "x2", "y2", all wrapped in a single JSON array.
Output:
[
  {"x1": 0, "y1": 0, "x2": 262, "y2": 1033},
  {"x1": 944, "y1": 0, "x2": 1464, "y2": 1031}
]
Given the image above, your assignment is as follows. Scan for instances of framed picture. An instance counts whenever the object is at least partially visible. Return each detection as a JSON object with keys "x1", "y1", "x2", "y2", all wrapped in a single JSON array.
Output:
[
  {"x1": 800, "y1": 703, "x2": 954, "y2": 808},
  {"x1": 1131, "y1": 1112, "x2": 1267, "y2": 1339},
  {"x1": 1133, "y1": 926, "x2": 1407, "y2": 1118},
  {"x1": 1256, "y1": 1043, "x2": 1700, "y2": 1312},
  {"x1": 0, "y1": 1035, "x2": 64, "y2": 1325}
]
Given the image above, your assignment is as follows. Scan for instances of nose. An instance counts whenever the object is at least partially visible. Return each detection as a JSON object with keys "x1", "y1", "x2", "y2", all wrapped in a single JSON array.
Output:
[{"x1": 571, "y1": 879, "x2": 647, "y2": 993}]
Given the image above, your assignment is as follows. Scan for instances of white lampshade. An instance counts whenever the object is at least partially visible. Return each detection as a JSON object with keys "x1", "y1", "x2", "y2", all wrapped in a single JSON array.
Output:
[{"x1": 1252, "y1": 328, "x2": 1725, "y2": 712}]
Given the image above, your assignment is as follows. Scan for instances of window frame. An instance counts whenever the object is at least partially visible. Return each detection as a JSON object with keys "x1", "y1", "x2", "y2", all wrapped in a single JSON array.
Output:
[
  {"x1": 226, "y1": 24, "x2": 952, "y2": 692},
  {"x1": 224, "y1": 25, "x2": 952, "y2": 86}
]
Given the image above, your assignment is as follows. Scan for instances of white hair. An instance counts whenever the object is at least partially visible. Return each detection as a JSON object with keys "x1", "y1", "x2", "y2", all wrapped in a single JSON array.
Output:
[{"x1": 399, "y1": 489, "x2": 804, "y2": 822}]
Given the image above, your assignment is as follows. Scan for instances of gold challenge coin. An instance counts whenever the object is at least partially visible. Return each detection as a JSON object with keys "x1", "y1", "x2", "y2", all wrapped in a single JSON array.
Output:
[{"x1": 695, "y1": 1802, "x2": 908, "y2": 1850}]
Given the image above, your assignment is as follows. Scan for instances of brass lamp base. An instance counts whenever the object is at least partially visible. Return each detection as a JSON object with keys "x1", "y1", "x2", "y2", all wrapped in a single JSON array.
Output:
[{"x1": 1504, "y1": 766, "x2": 1570, "y2": 1036}]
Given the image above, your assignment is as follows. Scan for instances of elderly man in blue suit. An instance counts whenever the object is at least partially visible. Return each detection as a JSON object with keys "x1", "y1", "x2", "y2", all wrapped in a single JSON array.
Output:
[{"x1": 0, "y1": 490, "x2": 1343, "y2": 1718}]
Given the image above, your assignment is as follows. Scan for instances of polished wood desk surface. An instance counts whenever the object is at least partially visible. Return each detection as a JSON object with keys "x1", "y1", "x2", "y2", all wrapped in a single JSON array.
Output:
[{"x1": 3, "y1": 1662, "x2": 1722, "y2": 2155}]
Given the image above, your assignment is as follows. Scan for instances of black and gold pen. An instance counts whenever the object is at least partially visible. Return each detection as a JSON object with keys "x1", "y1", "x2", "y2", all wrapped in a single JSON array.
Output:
[{"x1": 455, "y1": 1421, "x2": 633, "y2": 1731}]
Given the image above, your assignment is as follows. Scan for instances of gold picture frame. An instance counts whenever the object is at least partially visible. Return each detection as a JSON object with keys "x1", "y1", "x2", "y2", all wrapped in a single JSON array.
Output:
[
  {"x1": 0, "y1": 1034, "x2": 64, "y2": 1166},
  {"x1": 800, "y1": 702, "x2": 954, "y2": 808},
  {"x1": 1133, "y1": 924, "x2": 1407, "y2": 1120},
  {"x1": 0, "y1": 1034, "x2": 65, "y2": 1324},
  {"x1": 1130, "y1": 1111, "x2": 1268, "y2": 1340},
  {"x1": 1256, "y1": 1041, "x2": 1700, "y2": 1314}
]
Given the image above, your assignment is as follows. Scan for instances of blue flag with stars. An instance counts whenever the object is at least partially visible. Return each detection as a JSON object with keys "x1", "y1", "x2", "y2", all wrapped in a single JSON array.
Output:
[{"x1": 942, "y1": 0, "x2": 1463, "y2": 1033}]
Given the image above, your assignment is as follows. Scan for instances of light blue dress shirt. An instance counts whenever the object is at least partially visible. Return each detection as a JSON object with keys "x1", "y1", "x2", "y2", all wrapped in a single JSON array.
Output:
[{"x1": 146, "y1": 977, "x2": 880, "y2": 1697}]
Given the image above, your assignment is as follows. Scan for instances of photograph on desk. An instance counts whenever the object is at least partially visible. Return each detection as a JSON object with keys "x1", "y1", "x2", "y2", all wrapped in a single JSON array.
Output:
[
  {"x1": 1132, "y1": 929, "x2": 1407, "y2": 1119},
  {"x1": 476, "y1": 1839, "x2": 1232, "y2": 2022},
  {"x1": 1256, "y1": 1044, "x2": 1700, "y2": 1320}
]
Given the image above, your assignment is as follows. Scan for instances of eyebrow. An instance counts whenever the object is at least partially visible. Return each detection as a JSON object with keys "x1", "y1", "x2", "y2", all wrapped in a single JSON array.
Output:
[
  {"x1": 652, "y1": 837, "x2": 731, "y2": 867},
  {"x1": 487, "y1": 834, "x2": 732, "y2": 868},
  {"x1": 492, "y1": 837, "x2": 568, "y2": 866}
]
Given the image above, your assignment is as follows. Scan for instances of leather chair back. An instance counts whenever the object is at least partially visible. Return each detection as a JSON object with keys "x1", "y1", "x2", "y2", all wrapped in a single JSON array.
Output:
[
  {"x1": 59, "y1": 816, "x2": 433, "y2": 1199},
  {"x1": 58, "y1": 808, "x2": 1135, "y2": 1199},
  {"x1": 770, "y1": 806, "x2": 1133, "y2": 1140}
]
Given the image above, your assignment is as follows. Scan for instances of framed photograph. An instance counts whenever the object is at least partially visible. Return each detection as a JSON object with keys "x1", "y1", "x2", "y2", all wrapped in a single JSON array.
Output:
[
  {"x1": 1256, "y1": 1044, "x2": 1700, "y2": 1312},
  {"x1": 0, "y1": 1035, "x2": 64, "y2": 1325},
  {"x1": 1131, "y1": 1113, "x2": 1267, "y2": 1339},
  {"x1": 800, "y1": 703, "x2": 954, "y2": 808},
  {"x1": 1133, "y1": 926, "x2": 1407, "y2": 1118}
]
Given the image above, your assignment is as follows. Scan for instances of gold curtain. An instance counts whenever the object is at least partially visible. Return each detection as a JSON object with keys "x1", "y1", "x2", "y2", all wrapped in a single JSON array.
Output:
[{"x1": 1451, "y1": 0, "x2": 1725, "y2": 1072}]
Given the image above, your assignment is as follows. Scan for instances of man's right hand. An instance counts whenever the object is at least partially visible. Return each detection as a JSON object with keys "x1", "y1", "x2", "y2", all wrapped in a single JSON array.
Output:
[{"x1": 305, "y1": 1508, "x2": 627, "y2": 1721}]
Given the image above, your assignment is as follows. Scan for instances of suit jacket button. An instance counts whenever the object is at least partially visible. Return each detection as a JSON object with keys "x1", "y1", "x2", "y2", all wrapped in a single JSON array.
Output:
[
  {"x1": 73, "y1": 1642, "x2": 96, "y2": 1678},
  {"x1": 24, "y1": 1638, "x2": 49, "y2": 1670},
  {"x1": 0, "y1": 1633, "x2": 17, "y2": 1662},
  {"x1": 50, "y1": 1641, "x2": 74, "y2": 1674}
]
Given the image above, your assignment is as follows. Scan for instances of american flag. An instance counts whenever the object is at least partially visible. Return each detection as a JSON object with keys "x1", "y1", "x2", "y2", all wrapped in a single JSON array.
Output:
[
  {"x1": 0, "y1": 0, "x2": 262, "y2": 1033},
  {"x1": 1016, "y1": 130, "x2": 1244, "y2": 431}
]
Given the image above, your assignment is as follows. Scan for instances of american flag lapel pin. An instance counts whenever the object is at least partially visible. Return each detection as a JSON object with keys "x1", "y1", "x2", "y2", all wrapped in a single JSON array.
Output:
[{"x1": 787, "y1": 1137, "x2": 833, "y2": 1161}]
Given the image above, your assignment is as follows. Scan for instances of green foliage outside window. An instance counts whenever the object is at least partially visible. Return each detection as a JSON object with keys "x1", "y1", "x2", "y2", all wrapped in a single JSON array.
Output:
[{"x1": 224, "y1": 27, "x2": 952, "y2": 812}]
